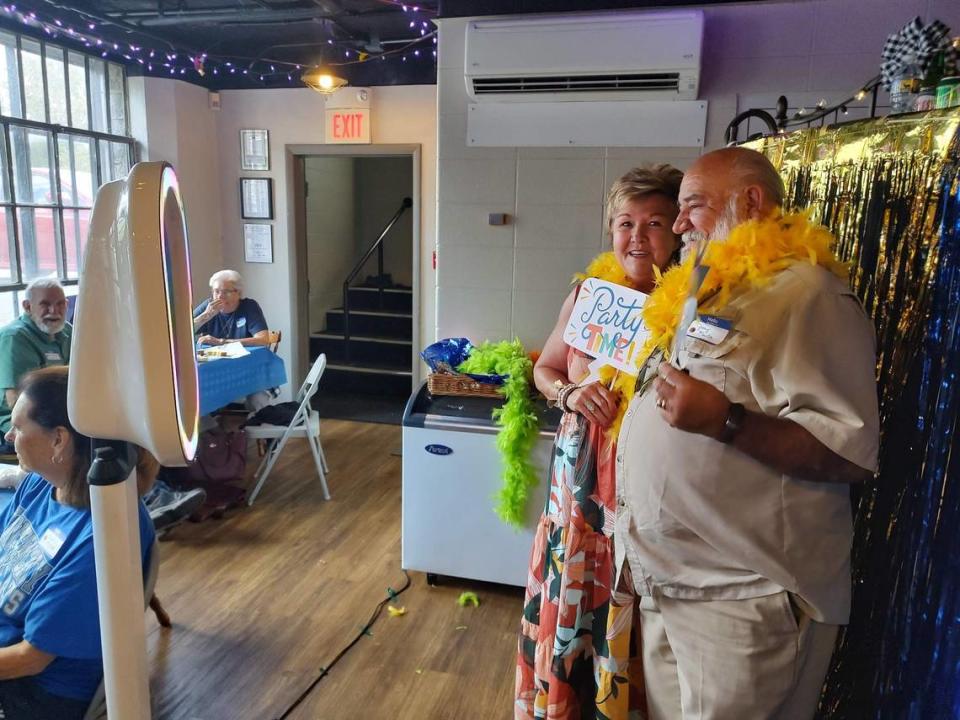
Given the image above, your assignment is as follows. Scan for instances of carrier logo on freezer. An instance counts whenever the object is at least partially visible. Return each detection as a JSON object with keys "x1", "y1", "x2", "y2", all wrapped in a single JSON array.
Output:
[{"x1": 425, "y1": 444, "x2": 453, "y2": 456}]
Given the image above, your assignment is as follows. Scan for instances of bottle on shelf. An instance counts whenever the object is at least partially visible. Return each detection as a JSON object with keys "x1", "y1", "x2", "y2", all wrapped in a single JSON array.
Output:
[
  {"x1": 890, "y1": 53, "x2": 923, "y2": 114},
  {"x1": 935, "y1": 38, "x2": 960, "y2": 109},
  {"x1": 914, "y1": 49, "x2": 944, "y2": 111}
]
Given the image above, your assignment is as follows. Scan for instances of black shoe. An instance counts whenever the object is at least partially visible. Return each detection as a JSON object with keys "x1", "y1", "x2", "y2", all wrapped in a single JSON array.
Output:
[{"x1": 145, "y1": 481, "x2": 207, "y2": 532}]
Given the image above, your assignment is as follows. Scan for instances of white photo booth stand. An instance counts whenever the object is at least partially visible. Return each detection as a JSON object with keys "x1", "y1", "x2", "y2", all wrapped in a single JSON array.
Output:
[{"x1": 67, "y1": 162, "x2": 199, "y2": 719}]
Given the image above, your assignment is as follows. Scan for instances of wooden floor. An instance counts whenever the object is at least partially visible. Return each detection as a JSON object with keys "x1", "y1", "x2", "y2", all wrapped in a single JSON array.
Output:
[{"x1": 147, "y1": 420, "x2": 524, "y2": 720}]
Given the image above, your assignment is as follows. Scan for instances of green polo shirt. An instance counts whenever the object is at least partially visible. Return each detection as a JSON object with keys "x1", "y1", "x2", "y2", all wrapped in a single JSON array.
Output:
[{"x1": 0, "y1": 314, "x2": 72, "y2": 433}]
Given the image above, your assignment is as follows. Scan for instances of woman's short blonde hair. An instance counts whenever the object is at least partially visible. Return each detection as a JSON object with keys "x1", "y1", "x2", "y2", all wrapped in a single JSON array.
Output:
[{"x1": 605, "y1": 164, "x2": 684, "y2": 232}]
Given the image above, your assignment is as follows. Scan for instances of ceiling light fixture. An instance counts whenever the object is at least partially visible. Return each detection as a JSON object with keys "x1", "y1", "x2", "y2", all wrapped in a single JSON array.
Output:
[{"x1": 302, "y1": 67, "x2": 348, "y2": 94}]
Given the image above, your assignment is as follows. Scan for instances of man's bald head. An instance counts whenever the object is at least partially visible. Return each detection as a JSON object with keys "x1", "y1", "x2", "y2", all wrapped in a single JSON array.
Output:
[
  {"x1": 693, "y1": 147, "x2": 784, "y2": 209},
  {"x1": 673, "y1": 148, "x2": 785, "y2": 255}
]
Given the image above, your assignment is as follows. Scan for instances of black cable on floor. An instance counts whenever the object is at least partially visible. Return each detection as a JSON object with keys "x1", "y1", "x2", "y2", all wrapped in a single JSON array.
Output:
[{"x1": 274, "y1": 569, "x2": 413, "y2": 720}]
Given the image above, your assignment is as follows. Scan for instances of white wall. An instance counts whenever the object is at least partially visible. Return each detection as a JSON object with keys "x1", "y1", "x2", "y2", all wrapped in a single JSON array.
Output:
[
  {"x1": 435, "y1": 0, "x2": 960, "y2": 351},
  {"x1": 130, "y1": 81, "x2": 436, "y2": 391},
  {"x1": 305, "y1": 157, "x2": 355, "y2": 333},
  {"x1": 214, "y1": 85, "x2": 436, "y2": 388},
  {"x1": 128, "y1": 77, "x2": 223, "y2": 301}
]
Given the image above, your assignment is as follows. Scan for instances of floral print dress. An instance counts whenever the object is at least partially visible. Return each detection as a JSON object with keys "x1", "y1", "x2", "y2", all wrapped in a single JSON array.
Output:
[{"x1": 514, "y1": 350, "x2": 646, "y2": 720}]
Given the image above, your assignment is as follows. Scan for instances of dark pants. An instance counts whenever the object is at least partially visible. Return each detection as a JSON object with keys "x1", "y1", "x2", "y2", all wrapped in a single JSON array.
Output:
[{"x1": 0, "y1": 677, "x2": 89, "y2": 720}]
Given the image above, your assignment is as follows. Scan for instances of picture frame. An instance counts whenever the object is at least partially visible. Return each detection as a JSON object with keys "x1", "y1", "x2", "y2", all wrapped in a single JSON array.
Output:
[
  {"x1": 239, "y1": 128, "x2": 270, "y2": 171},
  {"x1": 243, "y1": 223, "x2": 273, "y2": 264},
  {"x1": 239, "y1": 177, "x2": 273, "y2": 220}
]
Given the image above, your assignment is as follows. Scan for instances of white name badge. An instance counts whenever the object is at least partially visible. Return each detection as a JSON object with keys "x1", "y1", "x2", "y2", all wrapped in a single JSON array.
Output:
[
  {"x1": 236, "y1": 317, "x2": 247, "y2": 328},
  {"x1": 44, "y1": 352, "x2": 63, "y2": 363},
  {"x1": 39, "y1": 527, "x2": 65, "y2": 558},
  {"x1": 686, "y1": 314, "x2": 733, "y2": 345}
]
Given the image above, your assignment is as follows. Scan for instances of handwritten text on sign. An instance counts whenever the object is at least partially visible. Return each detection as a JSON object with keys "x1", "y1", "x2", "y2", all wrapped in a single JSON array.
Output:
[{"x1": 564, "y1": 278, "x2": 650, "y2": 376}]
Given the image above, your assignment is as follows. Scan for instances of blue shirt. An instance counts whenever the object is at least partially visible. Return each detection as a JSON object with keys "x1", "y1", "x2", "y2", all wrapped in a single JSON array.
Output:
[
  {"x1": 0, "y1": 473, "x2": 155, "y2": 702},
  {"x1": 194, "y1": 298, "x2": 268, "y2": 340}
]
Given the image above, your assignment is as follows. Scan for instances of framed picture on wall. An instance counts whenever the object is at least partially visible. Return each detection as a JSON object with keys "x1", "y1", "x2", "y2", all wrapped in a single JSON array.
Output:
[
  {"x1": 243, "y1": 223, "x2": 273, "y2": 263},
  {"x1": 240, "y1": 129, "x2": 270, "y2": 171},
  {"x1": 240, "y1": 177, "x2": 273, "y2": 220}
]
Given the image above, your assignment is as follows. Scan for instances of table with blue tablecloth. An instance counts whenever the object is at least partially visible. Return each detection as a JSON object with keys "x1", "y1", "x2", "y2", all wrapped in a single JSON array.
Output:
[{"x1": 198, "y1": 347, "x2": 287, "y2": 415}]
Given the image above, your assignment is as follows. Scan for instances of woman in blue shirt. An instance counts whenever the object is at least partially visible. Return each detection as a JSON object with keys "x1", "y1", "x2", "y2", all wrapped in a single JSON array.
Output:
[{"x1": 0, "y1": 366, "x2": 155, "y2": 719}]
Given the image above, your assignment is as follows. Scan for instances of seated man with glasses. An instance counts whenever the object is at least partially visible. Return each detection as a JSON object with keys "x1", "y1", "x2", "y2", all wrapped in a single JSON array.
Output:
[
  {"x1": 195, "y1": 270, "x2": 273, "y2": 419},
  {"x1": 194, "y1": 269, "x2": 270, "y2": 348}
]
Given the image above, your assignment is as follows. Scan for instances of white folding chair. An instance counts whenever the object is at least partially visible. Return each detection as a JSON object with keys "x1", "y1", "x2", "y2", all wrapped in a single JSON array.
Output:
[{"x1": 245, "y1": 353, "x2": 329, "y2": 505}]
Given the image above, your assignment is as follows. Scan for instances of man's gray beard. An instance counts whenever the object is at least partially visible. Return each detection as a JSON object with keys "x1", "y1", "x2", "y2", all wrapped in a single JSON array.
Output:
[
  {"x1": 38, "y1": 319, "x2": 65, "y2": 335},
  {"x1": 680, "y1": 230, "x2": 708, "y2": 261},
  {"x1": 680, "y1": 201, "x2": 741, "y2": 261}
]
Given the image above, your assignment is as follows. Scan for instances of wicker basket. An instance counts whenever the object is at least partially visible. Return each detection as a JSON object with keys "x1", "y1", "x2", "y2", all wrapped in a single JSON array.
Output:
[{"x1": 426, "y1": 372, "x2": 503, "y2": 398}]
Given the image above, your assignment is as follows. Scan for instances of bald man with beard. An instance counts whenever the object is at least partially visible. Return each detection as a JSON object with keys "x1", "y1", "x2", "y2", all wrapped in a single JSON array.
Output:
[{"x1": 614, "y1": 148, "x2": 879, "y2": 719}]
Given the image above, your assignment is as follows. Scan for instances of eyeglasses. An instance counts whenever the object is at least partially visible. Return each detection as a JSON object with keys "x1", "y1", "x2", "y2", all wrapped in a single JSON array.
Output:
[{"x1": 212, "y1": 288, "x2": 239, "y2": 295}]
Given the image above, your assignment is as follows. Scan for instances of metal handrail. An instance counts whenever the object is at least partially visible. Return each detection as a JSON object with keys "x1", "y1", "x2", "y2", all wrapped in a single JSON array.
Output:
[
  {"x1": 725, "y1": 76, "x2": 883, "y2": 145},
  {"x1": 342, "y1": 196, "x2": 412, "y2": 362}
]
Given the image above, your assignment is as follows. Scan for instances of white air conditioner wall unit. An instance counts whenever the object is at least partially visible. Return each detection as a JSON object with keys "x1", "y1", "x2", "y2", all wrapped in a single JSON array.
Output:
[{"x1": 464, "y1": 10, "x2": 703, "y2": 103}]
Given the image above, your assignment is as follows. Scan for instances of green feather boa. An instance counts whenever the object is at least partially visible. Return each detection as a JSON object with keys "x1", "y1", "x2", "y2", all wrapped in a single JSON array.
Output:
[{"x1": 456, "y1": 340, "x2": 538, "y2": 527}]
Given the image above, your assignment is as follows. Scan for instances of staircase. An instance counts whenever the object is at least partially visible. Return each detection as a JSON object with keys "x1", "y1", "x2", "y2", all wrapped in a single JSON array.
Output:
[{"x1": 310, "y1": 284, "x2": 413, "y2": 398}]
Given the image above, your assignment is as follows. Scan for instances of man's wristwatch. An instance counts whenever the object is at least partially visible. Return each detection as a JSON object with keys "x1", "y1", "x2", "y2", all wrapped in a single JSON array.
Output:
[{"x1": 718, "y1": 402, "x2": 746, "y2": 444}]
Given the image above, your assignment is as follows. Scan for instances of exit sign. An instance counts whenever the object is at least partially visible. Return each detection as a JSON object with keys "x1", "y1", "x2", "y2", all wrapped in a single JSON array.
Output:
[{"x1": 325, "y1": 109, "x2": 371, "y2": 144}]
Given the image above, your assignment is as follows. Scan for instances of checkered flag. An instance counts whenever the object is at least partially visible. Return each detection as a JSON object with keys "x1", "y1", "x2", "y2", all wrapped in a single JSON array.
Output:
[{"x1": 881, "y1": 17, "x2": 954, "y2": 90}]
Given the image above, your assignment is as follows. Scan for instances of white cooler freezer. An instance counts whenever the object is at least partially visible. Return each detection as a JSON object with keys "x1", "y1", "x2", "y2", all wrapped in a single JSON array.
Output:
[{"x1": 401, "y1": 381, "x2": 561, "y2": 587}]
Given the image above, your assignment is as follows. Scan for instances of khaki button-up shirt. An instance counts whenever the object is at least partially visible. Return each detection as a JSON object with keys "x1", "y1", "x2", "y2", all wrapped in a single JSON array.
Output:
[{"x1": 615, "y1": 262, "x2": 879, "y2": 624}]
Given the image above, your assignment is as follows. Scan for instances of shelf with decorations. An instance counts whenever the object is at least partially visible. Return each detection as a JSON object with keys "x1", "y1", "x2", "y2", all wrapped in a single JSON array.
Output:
[{"x1": 725, "y1": 17, "x2": 959, "y2": 145}]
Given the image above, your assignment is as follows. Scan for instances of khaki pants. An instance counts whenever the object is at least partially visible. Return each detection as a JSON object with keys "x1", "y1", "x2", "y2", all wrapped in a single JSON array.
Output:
[{"x1": 638, "y1": 590, "x2": 838, "y2": 720}]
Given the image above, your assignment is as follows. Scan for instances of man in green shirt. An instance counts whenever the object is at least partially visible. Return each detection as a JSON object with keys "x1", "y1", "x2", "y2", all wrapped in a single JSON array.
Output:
[{"x1": 0, "y1": 278, "x2": 71, "y2": 454}]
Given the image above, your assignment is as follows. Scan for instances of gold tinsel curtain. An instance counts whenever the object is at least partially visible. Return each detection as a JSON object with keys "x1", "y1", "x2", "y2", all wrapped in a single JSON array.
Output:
[
  {"x1": 748, "y1": 110, "x2": 959, "y2": 423},
  {"x1": 747, "y1": 108, "x2": 960, "y2": 717}
]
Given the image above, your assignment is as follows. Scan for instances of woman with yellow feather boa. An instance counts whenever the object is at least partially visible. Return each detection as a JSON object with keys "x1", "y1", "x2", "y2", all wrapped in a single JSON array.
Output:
[{"x1": 514, "y1": 165, "x2": 684, "y2": 720}]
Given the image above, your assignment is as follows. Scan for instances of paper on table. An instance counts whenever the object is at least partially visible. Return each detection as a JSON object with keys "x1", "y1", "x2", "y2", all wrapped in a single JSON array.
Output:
[
  {"x1": 198, "y1": 341, "x2": 250, "y2": 360},
  {"x1": 219, "y1": 341, "x2": 250, "y2": 358}
]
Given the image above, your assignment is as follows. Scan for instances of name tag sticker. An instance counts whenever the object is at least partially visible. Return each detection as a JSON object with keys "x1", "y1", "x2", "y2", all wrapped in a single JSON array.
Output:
[
  {"x1": 44, "y1": 352, "x2": 63, "y2": 362},
  {"x1": 39, "y1": 528, "x2": 65, "y2": 558},
  {"x1": 236, "y1": 317, "x2": 247, "y2": 328},
  {"x1": 686, "y1": 314, "x2": 733, "y2": 345}
]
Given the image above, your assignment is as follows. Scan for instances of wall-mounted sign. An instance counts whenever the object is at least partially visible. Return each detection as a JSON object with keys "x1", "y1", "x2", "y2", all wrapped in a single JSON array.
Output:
[
  {"x1": 239, "y1": 129, "x2": 270, "y2": 170},
  {"x1": 324, "y1": 108, "x2": 371, "y2": 144},
  {"x1": 243, "y1": 223, "x2": 273, "y2": 263},
  {"x1": 564, "y1": 278, "x2": 650, "y2": 376},
  {"x1": 239, "y1": 178, "x2": 273, "y2": 220}
]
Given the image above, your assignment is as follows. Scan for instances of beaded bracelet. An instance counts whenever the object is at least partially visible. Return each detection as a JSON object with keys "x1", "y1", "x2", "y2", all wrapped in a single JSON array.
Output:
[{"x1": 556, "y1": 383, "x2": 578, "y2": 413}]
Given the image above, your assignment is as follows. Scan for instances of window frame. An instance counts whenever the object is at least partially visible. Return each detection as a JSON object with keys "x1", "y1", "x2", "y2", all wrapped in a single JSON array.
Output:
[{"x1": 0, "y1": 30, "x2": 135, "y2": 294}]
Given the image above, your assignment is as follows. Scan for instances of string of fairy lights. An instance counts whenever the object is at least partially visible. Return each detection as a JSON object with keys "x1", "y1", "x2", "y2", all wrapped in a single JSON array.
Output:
[{"x1": 0, "y1": 2, "x2": 438, "y2": 86}]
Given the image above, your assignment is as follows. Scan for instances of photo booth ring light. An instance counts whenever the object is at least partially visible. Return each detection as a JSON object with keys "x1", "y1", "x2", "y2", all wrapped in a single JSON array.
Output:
[{"x1": 68, "y1": 161, "x2": 199, "y2": 466}]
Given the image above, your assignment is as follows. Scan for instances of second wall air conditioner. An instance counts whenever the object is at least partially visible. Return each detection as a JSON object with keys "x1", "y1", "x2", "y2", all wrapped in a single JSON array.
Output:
[{"x1": 464, "y1": 10, "x2": 703, "y2": 103}]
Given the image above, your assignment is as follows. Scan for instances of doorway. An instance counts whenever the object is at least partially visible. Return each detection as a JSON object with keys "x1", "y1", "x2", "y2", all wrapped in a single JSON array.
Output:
[{"x1": 293, "y1": 148, "x2": 418, "y2": 424}]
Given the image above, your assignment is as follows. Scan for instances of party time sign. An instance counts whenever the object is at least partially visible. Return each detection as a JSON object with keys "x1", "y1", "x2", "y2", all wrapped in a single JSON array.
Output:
[{"x1": 564, "y1": 278, "x2": 650, "y2": 376}]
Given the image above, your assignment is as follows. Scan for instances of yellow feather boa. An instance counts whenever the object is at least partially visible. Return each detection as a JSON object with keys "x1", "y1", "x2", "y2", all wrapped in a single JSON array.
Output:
[{"x1": 572, "y1": 212, "x2": 848, "y2": 440}]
